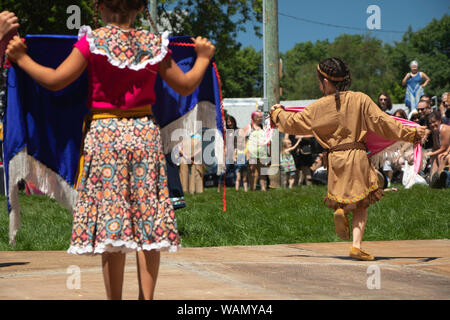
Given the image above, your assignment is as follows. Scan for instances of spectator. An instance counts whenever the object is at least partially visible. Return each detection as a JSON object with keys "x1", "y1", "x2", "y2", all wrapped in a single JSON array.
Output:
[
  {"x1": 393, "y1": 109, "x2": 408, "y2": 119},
  {"x1": 309, "y1": 153, "x2": 327, "y2": 185},
  {"x1": 409, "y1": 111, "x2": 421, "y2": 124},
  {"x1": 179, "y1": 132, "x2": 204, "y2": 194},
  {"x1": 377, "y1": 92, "x2": 393, "y2": 114},
  {"x1": 234, "y1": 128, "x2": 249, "y2": 192},
  {"x1": 218, "y1": 115, "x2": 237, "y2": 192},
  {"x1": 247, "y1": 110, "x2": 269, "y2": 191},
  {"x1": 416, "y1": 100, "x2": 432, "y2": 124},
  {"x1": 431, "y1": 152, "x2": 450, "y2": 188},
  {"x1": 289, "y1": 134, "x2": 315, "y2": 186},
  {"x1": 413, "y1": 100, "x2": 434, "y2": 153},
  {"x1": 280, "y1": 136, "x2": 301, "y2": 188},
  {"x1": 420, "y1": 94, "x2": 433, "y2": 107},
  {"x1": 426, "y1": 110, "x2": 450, "y2": 187},
  {"x1": 439, "y1": 92, "x2": 449, "y2": 125},
  {"x1": 402, "y1": 60, "x2": 430, "y2": 111}
]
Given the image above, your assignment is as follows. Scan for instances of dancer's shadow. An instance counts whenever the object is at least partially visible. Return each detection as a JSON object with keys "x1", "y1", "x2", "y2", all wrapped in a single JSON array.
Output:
[
  {"x1": 283, "y1": 254, "x2": 440, "y2": 262},
  {"x1": 0, "y1": 262, "x2": 30, "y2": 268}
]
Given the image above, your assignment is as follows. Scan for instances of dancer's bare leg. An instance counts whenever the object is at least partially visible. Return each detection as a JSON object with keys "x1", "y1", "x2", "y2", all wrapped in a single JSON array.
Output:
[
  {"x1": 352, "y1": 206, "x2": 368, "y2": 249},
  {"x1": 349, "y1": 206, "x2": 374, "y2": 260},
  {"x1": 102, "y1": 252, "x2": 126, "y2": 300},
  {"x1": 136, "y1": 250, "x2": 160, "y2": 300}
]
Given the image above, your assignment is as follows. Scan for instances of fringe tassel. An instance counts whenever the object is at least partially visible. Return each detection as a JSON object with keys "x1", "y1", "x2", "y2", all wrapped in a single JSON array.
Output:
[
  {"x1": 7, "y1": 147, "x2": 78, "y2": 245},
  {"x1": 369, "y1": 141, "x2": 428, "y2": 172},
  {"x1": 159, "y1": 101, "x2": 225, "y2": 176}
]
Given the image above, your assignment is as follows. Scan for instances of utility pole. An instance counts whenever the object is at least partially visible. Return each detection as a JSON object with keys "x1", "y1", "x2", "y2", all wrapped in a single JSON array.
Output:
[
  {"x1": 148, "y1": 0, "x2": 158, "y2": 33},
  {"x1": 263, "y1": 0, "x2": 280, "y2": 112},
  {"x1": 263, "y1": 0, "x2": 281, "y2": 188}
]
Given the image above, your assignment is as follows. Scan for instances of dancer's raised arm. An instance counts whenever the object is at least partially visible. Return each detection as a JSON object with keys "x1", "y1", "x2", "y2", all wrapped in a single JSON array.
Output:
[
  {"x1": 6, "y1": 36, "x2": 87, "y2": 91},
  {"x1": 158, "y1": 36, "x2": 215, "y2": 96},
  {"x1": 270, "y1": 104, "x2": 313, "y2": 136}
]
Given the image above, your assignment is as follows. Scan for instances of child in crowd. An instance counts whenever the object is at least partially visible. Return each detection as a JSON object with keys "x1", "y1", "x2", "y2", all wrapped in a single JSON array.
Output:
[
  {"x1": 235, "y1": 129, "x2": 249, "y2": 192},
  {"x1": 280, "y1": 137, "x2": 301, "y2": 188}
]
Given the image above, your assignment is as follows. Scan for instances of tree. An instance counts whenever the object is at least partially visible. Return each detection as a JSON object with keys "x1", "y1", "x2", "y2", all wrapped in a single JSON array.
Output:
[
  {"x1": 280, "y1": 40, "x2": 329, "y2": 100},
  {"x1": 280, "y1": 35, "x2": 395, "y2": 101},
  {"x1": 280, "y1": 14, "x2": 449, "y2": 104},
  {"x1": 158, "y1": 0, "x2": 263, "y2": 97},
  {"x1": 2, "y1": 0, "x2": 94, "y2": 35},
  {"x1": 386, "y1": 14, "x2": 450, "y2": 102},
  {"x1": 219, "y1": 46, "x2": 263, "y2": 97},
  {"x1": 2, "y1": 1, "x2": 263, "y2": 98}
]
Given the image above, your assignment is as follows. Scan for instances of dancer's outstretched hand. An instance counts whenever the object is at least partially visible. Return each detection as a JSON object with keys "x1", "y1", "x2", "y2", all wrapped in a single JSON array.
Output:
[
  {"x1": 415, "y1": 126, "x2": 427, "y2": 143},
  {"x1": 270, "y1": 104, "x2": 283, "y2": 114},
  {"x1": 0, "y1": 11, "x2": 19, "y2": 41},
  {"x1": 192, "y1": 36, "x2": 215, "y2": 61},
  {"x1": 6, "y1": 35, "x2": 27, "y2": 63}
]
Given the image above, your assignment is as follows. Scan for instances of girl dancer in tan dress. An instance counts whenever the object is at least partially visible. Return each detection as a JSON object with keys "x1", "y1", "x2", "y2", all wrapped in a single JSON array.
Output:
[{"x1": 270, "y1": 58, "x2": 426, "y2": 260}]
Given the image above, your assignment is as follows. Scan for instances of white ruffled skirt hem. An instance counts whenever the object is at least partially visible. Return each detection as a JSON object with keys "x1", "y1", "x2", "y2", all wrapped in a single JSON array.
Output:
[{"x1": 67, "y1": 239, "x2": 181, "y2": 255}]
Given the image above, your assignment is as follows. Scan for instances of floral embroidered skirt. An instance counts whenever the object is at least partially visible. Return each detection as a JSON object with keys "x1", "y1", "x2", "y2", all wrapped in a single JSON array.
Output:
[{"x1": 67, "y1": 116, "x2": 180, "y2": 255}]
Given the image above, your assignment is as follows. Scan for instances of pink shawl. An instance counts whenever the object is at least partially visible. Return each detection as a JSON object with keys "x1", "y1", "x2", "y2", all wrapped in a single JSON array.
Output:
[{"x1": 277, "y1": 106, "x2": 422, "y2": 174}]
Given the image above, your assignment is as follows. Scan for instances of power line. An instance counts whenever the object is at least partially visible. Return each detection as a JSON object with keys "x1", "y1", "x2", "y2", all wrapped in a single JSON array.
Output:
[{"x1": 279, "y1": 12, "x2": 405, "y2": 34}]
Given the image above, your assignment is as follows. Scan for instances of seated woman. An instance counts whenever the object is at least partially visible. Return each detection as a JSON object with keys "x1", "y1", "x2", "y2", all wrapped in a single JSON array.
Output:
[{"x1": 427, "y1": 110, "x2": 450, "y2": 188}]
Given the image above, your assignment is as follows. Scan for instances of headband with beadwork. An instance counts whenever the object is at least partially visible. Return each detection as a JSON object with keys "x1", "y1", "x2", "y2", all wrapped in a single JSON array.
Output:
[{"x1": 317, "y1": 65, "x2": 346, "y2": 82}]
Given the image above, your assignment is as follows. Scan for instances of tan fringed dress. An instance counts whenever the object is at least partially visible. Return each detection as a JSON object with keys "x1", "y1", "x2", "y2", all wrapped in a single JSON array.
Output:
[{"x1": 271, "y1": 91, "x2": 418, "y2": 212}]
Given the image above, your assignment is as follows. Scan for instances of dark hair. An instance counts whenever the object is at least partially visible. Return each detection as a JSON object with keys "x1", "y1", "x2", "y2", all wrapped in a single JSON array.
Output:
[
  {"x1": 393, "y1": 109, "x2": 407, "y2": 120},
  {"x1": 417, "y1": 99, "x2": 430, "y2": 108},
  {"x1": 410, "y1": 112, "x2": 420, "y2": 122},
  {"x1": 426, "y1": 110, "x2": 442, "y2": 128},
  {"x1": 226, "y1": 115, "x2": 238, "y2": 130},
  {"x1": 316, "y1": 58, "x2": 351, "y2": 111},
  {"x1": 377, "y1": 92, "x2": 393, "y2": 111},
  {"x1": 93, "y1": 0, "x2": 157, "y2": 30}
]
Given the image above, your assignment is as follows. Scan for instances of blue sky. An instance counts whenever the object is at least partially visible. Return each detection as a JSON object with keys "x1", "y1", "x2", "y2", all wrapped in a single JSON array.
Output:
[{"x1": 237, "y1": 0, "x2": 449, "y2": 52}]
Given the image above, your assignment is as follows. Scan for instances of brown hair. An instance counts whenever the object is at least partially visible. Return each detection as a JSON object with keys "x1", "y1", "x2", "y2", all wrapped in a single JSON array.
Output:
[
  {"x1": 377, "y1": 92, "x2": 393, "y2": 112},
  {"x1": 316, "y1": 58, "x2": 351, "y2": 111},
  {"x1": 427, "y1": 109, "x2": 442, "y2": 125},
  {"x1": 393, "y1": 109, "x2": 407, "y2": 120},
  {"x1": 93, "y1": 0, "x2": 157, "y2": 31}
]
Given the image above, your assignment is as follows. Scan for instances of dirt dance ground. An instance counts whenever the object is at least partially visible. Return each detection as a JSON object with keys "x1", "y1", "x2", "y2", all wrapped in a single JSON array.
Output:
[{"x1": 0, "y1": 239, "x2": 449, "y2": 300}]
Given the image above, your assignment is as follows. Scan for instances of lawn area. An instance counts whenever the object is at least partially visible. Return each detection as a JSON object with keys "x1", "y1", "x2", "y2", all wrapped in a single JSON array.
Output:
[{"x1": 0, "y1": 184, "x2": 449, "y2": 251}]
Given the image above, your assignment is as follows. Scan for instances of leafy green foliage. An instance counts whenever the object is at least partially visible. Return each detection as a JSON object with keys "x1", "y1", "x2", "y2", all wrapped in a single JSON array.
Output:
[
  {"x1": 2, "y1": 0, "x2": 94, "y2": 35},
  {"x1": 158, "y1": 0, "x2": 263, "y2": 97},
  {"x1": 281, "y1": 14, "x2": 449, "y2": 103}
]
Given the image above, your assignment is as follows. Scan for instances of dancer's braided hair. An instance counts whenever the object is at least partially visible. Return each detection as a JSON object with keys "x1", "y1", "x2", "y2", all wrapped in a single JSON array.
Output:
[
  {"x1": 92, "y1": 0, "x2": 158, "y2": 32},
  {"x1": 317, "y1": 58, "x2": 351, "y2": 111}
]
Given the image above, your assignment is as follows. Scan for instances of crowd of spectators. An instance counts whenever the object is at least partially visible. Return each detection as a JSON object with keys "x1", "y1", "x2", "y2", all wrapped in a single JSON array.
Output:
[
  {"x1": 183, "y1": 60, "x2": 449, "y2": 193},
  {"x1": 375, "y1": 88, "x2": 449, "y2": 189}
]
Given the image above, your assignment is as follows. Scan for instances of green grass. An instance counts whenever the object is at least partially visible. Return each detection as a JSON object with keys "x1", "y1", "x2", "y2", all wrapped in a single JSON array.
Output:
[{"x1": 0, "y1": 185, "x2": 449, "y2": 251}]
